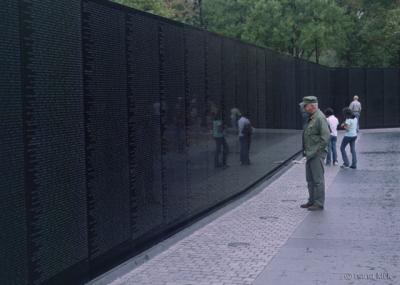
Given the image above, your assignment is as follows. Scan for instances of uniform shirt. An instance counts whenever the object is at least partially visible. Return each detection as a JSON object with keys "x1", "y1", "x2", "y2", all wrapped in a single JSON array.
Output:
[
  {"x1": 349, "y1": 101, "x2": 362, "y2": 113},
  {"x1": 302, "y1": 109, "x2": 331, "y2": 160},
  {"x1": 344, "y1": 118, "x2": 358, "y2": 137},
  {"x1": 238, "y1": 117, "x2": 251, "y2": 137},
  {"x1": 326, "y1": 115, "x2": 339, "y2": 137}
]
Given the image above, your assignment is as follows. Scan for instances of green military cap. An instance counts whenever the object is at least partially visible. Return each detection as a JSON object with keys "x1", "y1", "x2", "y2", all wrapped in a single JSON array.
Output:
[{"x1": 302, "y1": 96, "x2": 318, "y2": 105}]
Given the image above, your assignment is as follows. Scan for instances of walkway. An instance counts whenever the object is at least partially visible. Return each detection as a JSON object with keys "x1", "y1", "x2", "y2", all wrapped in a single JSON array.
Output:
[{"x1": 90, "y1": 129, "x2": 400, "y2": 285}]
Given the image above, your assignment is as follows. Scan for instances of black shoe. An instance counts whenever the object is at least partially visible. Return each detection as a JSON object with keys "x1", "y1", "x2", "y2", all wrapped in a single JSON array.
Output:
[
  {"x1": 308, "y1": 205, "x2": 324, "y2": 211},
  {"x1": 340, "y1": 164, "x2": 349, "y2": 169},
  {"x1": 350, "y1": 165, "x2": 357, "y2": 169},
  {"x1": 300, "y1": 202, "x2": 313, "y2": 208}
]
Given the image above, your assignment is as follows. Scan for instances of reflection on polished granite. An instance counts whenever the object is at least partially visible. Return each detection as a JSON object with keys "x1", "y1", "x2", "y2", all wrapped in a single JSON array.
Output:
[
  {"x1": 185, "y1": 129, "x2": 302, "y2": 216},
  {"x1": 133, "y1": 127, "x2": 302, "y2": 243}
]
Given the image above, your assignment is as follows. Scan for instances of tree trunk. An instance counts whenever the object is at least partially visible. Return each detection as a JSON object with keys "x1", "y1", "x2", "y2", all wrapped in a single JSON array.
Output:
[
  {"x1": 198, "y1": 0, "x2": 204, "y2": 28},
  {"x1": 315, "y1": 40, "x2": 320, "y2": 64}
]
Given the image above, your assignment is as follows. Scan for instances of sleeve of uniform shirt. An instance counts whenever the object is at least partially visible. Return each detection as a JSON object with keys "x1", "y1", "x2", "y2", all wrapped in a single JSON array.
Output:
[{"x1": 318, "y1": 115, "x2": 331, "y2": 155}]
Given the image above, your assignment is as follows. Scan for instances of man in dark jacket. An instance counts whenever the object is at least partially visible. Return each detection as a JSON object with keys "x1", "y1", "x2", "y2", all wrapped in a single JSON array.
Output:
[{"x1": 300, "y1": 96, "x2": 331, "y2": 211}]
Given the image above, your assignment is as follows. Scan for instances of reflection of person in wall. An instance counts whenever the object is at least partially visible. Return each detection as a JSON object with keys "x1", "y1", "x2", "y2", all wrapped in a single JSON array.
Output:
[
  {"x1": 212, "y1": 110, "x2": 229, "y2": 168},
  {"x1": 299, "y1": 102, "x2": 309, "y2": 129},
  {"x1": 153, "y1": 101, "x2": 161, "y2": 116},
  {"x1": 207, "y1": 99, "x2": 218, "y2": 117},
  {"x1": 206, "y1": 99, "x2": 218, "y2": 129},
  {"x1": 238, "y1": 113, "x2": 253, "y2": 165},
  {"x1": 189, "y1": 97, "x2": 198, "y2": 126},
  {"x1": 230, "y1": 107, "x2": 241, "y2": 134}
]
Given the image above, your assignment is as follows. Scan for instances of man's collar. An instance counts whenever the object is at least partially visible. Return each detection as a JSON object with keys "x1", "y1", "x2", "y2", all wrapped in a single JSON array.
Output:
[{"x1": 309, "y1": 109, "x2": 319, "y2": 119}]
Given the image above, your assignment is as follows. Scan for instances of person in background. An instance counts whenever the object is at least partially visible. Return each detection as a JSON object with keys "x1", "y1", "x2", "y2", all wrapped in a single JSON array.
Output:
[
  {"x1": 325, "y1": 108, "x2": 339, "y2": 166},
  {"x1": 238, "y1": 113, "x2": 253, "y2": 165},
  {"x1": 212, "y1": 111, "x2": 229, "y2": 168},
  {"x1": 340, "y1": 107, "x2": 358, "y2": 169},
  {"x1": 349, "y1": 95, "x2": 362, "y2": 133}
]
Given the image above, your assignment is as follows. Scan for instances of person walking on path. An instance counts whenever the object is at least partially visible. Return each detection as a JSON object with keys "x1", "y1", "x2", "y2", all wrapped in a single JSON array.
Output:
[
  {"x1": 349, "y1": 95, "x2": 362, "y2": 132},
  {"x1": 340, "y1": 107, "x2": 358, "y2": 169},
  {"x1": 212, "y1": 111, "x2": 229, "y2": 168},
  {"x1": 238, "y1": 113, "x2": 253, "y2": 165},
  {"x1": 325, "y1": 108, "x2": 339, "y2": 166},
  {"x1": 300, "y1": 96, "x2": 330, "y2": 211}
]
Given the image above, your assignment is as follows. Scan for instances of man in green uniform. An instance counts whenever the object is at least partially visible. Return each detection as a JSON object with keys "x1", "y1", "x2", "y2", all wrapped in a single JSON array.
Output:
[{"x1": 300, "y1": 96, "x2": 331, "y2": 211}]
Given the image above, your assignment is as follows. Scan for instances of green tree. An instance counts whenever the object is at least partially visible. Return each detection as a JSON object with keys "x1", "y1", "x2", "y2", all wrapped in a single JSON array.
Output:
[
  {"x1": 165, "y1": 0, "x2": 202, "y2": 26},
  {"x1": 204, "y1": 0, "x2": 348, "y2": 64},
  {"x1": 112, "y1": 0, "x2": 200, "y2": 25},
  {"x1": 112, "y1": 0, "x2": 174, "y2": 18},
  {"x1": 202, "y1": 0, "x2": 251, "y2": 38},
  {"x1": 384, "y1": 8, "x2": 400, "y2": 67},
  {"x1": 336, "y1": 0, "x2": 400, "y2": 67}
]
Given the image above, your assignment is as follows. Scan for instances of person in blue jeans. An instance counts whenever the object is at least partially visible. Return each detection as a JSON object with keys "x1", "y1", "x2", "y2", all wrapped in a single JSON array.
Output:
[
  {"x1": 324, "y1": 108, "x2": 339, "y2": 166},
  {"x1": 340, "y1": 107, "x2": 358, "y2": 169}
]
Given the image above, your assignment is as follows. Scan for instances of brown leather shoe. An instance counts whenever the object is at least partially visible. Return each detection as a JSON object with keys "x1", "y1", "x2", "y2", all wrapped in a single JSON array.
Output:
[
  {"x1": 300, "y1": 202, "x2": 313, "y2": 208},
  {"x1": 308, "y1": 205, "x2": 324, "y2": 211}
]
